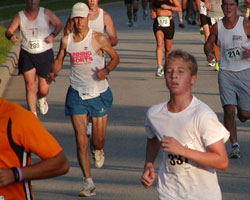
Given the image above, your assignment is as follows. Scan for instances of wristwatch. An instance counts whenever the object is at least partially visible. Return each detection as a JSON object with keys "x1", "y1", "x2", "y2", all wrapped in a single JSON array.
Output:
[{"x1": 105, "y1": 67, "x2": 110, "y2": 74}]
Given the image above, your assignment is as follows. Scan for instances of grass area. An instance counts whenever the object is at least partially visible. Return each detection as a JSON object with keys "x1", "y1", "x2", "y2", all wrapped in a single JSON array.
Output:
[
  {"x1": 0, "y1": 26, "x2": 14, "y2": 64},
  {"x1": 0, "y1": 0, "x2": 121, "y2": 65},
  {"x1": 0, "y1": 0, "x2": 121, "y2": 21}
]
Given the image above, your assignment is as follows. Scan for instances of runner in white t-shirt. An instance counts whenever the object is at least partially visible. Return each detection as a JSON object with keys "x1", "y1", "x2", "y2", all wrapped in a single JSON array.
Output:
[{"x1": 141, "y1": 50, "x2": 229, "y2": 200}]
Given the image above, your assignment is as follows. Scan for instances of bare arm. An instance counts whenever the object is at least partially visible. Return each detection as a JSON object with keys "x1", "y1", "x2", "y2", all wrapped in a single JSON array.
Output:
[
  {"x1": 141, "y1": 137, "x2": 161, "y2": 188},
  {"x1": 44, "y1": 9, "x2": 63, "y2": 43},
  {"x1": 204, "y1": 23, "x2": 218, "y2": 62},
  {"x1": 94, "y1": 33, "x2": 119, "y2": 80},
  {"x1": 195, "y1": 0, "x2": 201, "y2": 13},
  {"x1": 64, "y1": 16, "x2": 74, "y2": 36},
  {"x1": 204, "y1": 0, "x2": 211, "y2": 10},
  {"x1": 151, "y1": 0, "x2": 157, "y2": 19},
  {"x1": 46, "y1": 35, "x2": 68, "y2": 83},
  {"x1": 0, "y1": 152, "x2": 69, "y2": 187},
  {"x1": 161, "y1": 136, "x2": 229, "y2": 171},
  {"x1": 103, "y1": 11, "x2": 118, "y2": 46},
  {"x1": 5, "y1": 13, "x2": 20, "y2": 42},
  {"x1": 160, "y1": 0, "x2": 182, "y2": 12},
  {"x1": 242, "y1": 19, "x2": 250, "y2": 58}
]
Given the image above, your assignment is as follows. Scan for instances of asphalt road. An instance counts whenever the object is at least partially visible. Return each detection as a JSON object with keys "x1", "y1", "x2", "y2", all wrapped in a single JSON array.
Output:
[{"x1": 2, "y1": 2, "x2": 250, "y2": 200}]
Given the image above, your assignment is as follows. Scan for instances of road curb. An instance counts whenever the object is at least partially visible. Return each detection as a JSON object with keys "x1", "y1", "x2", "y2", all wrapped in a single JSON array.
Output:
[{"x1": 0, "y1": 43, "x2": 19, "y2": 97}]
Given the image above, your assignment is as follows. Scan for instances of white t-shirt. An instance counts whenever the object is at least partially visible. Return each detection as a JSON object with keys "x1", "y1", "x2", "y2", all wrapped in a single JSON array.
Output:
[{"x1": 145, "y1": 96, "x2": 229, "y2": 200}]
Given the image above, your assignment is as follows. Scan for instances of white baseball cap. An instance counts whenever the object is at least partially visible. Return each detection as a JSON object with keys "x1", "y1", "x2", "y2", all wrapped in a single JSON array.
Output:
[{"x1": 71, "y1": 2, "x2": 89, "y2": 19}]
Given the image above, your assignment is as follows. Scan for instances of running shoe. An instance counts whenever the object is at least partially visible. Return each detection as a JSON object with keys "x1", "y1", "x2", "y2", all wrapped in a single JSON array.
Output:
[
  {"x1": 179, "y1": 22, "x2": 185, "y2": 28},
  {"x1": 79, "y1": 180, "x2": 96, "y2": 197},
  {"x1": 213, "y1": 62, "x2": 219, "y2": 71},
  {"x1": 208, "y1": 59, "x2": 216, "y2": 67},
  {"x1": 127, "y1": 21, "x2": 133, "y2": 27},
  {"x1": 156, "y1": 66, "x2": 164, "y2": 77},
  {"x1": 37, "y1": 97, "x2": 49, "y2": 115},
  {"x1": 229, "y1": 145, "x2": 240, "y2": 159},
  {"x1": 200, "y1": 27, "x2": 204, "y2": 35},
  {"x1": 86, "y1": 122, "x2": 92, "y2": 137},
  {"x1": 143, "y1": 10, "x2": 148, "y2": 20},
  {"x1": 133, "y1": 14, "x2": 137, "y2": 22},
  {"x1": 91, "y1": 149, "x2": 105, "y2": 168}
]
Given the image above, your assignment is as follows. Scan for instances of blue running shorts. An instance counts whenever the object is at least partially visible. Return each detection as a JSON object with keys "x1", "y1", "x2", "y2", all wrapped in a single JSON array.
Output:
[{"x1": 65, "y1": 86, "x2": 113, "y2": 117}]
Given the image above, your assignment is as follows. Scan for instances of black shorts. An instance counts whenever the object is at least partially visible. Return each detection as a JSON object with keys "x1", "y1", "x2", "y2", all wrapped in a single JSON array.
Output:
[
  {"x1": 18, "y1": 48, "x2": 54, "y2": 78},
  {"x1": 153, "y1": 18, "x2": 175, "y2": 40},
  {"x1": 200, "y1": 14, "x2": 211, "y2": 26}
]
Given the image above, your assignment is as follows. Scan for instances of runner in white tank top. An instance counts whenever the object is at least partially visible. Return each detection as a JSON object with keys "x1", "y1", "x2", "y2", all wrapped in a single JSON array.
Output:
[
  {"x1": 217, "y1": 16, "x2": 250, "y2": 71},
  {"x1": 66, "y1": 29, "x2": 109, "y2": 96},
  {"x1": 5, "y1": 0, "x2": 63, "y2": 116},
  {"x1": 64, "y1": 0, "x2": 118, "y2": 46},
  {"x1": 19, "y1": 7, "x2": 53, "y2": 54},
  {"x1": 46, "y1": 3, "x2": 119, "y2": 197},
  {"x1": 204, "y1": 0, "x2": 250, "y2": 159}
]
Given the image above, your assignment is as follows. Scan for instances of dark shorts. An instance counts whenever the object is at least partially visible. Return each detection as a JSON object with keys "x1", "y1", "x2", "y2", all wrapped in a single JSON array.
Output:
[
  {"x1": 124, "y1": 0, "x2": 138, "y2": 4},
  {"x1": 200, "y1": 14, "x2": 211, "y2": 26},
  {"x1": 65, "y1": 86, "x2": 113, "y2": 117},
  {"x1": 18, "y1": 48, "x2": 54, "y2": 78},
  {"x1": 153, "y1": 18, "x2": 175, "y2": 40}
]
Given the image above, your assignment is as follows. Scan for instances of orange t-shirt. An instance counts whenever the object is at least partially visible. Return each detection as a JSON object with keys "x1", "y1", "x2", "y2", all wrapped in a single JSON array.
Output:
[{"x1": 0, "y1": 98, "x2": 62, "y2": 200}]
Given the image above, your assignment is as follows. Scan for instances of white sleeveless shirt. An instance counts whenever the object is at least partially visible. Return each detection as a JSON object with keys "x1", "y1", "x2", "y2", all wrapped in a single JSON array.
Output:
[
  {"x1": 19, "y1": 7, "x2": 53, "y2": 54},
  {"x1": 88, "y1": 8, "x2": 104, "y2": 33},
  {"x1": 66, "y1": 29, "x2": 108, "y2": 95},
  {"x1": 218, "y1": 17, "x2": 250, "y2": 71}
]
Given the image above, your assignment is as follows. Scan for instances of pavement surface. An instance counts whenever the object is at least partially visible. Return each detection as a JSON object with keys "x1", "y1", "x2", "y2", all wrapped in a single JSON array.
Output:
[{"x1": 1, "y1": 2, "x2": 250, "y2": 200}]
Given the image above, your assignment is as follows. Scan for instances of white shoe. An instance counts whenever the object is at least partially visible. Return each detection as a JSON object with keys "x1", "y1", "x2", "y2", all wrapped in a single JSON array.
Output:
[
  {"x1": 37, "y1": 97, "x2": 48, "y2": 115},
  {"x1": 127, "y1": 21, "x2": 133, "y2": 27},
  {"x1": 156, "y1": 66, "x2": 164, "y2": 77},
  {"x1": 79, "y1": 180, "x2": 96, "y2": 197},
  {"x1": 86, "y1": 122, "x2": 92, "y2": 137},
  {"x1": 91, "y1": 149, "x2": 105, "y2": 168}
]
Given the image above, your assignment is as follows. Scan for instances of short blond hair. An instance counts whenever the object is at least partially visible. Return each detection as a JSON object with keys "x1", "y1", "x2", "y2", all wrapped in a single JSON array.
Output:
[{"x1": 165, "y1": 50, "x2": 198, "y2": 76}]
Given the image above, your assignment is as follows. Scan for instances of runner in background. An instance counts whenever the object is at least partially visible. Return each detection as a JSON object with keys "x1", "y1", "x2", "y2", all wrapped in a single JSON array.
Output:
[
  {"x1": 151, "y1": 0, "x2": 182, "y2": 77},
  {"x1": 124, "y1": 0, "x2": 139, "y2": 27},
  {"x1": 5, "y1": 0, "x2": 63, "y2": 116}
]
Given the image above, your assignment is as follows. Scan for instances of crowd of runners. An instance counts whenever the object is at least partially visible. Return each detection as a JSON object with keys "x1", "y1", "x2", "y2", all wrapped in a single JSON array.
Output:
[{"x1": 0, "y1": 0, "x2": 250, "y2": 199}]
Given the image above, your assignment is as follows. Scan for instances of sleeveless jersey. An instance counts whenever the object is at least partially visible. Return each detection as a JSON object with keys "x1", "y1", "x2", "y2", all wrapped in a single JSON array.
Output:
[
  {"x1": 88, "y1": 8, "x2": 104, "y2": 33},
  {"x1": 66, "y1": 29, "x2": 109, "y2": 95},
  {"x1": 200, "y1": 0, "x2": 207, "y2": 15},
  {"x1": 218, "y1": 17, "x2": 250, "y2": 71},
  {"x1": 19, "y1": 7, "x2": 53, "y2": 54},
  {"x1": 153, "y1": 0, "x2": 173, "y2": 9}
]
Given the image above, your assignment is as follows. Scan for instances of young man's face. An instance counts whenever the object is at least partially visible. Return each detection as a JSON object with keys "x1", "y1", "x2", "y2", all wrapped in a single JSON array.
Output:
[
  {"x1": 26, "y1": 0, "x2": 40, "y2": 7},
  {"x1": 221, "y1": 0, "x2": 238, "y2": 18},
  {"x1": 165, "y1": 58, "x2": 196, "y2": 96},
  {"x1": 73, "y1": 17, "x2": 88, "y2": 32},
  {"x1": 87, "y1": 0, "x2": 99, "y2": 10}
]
